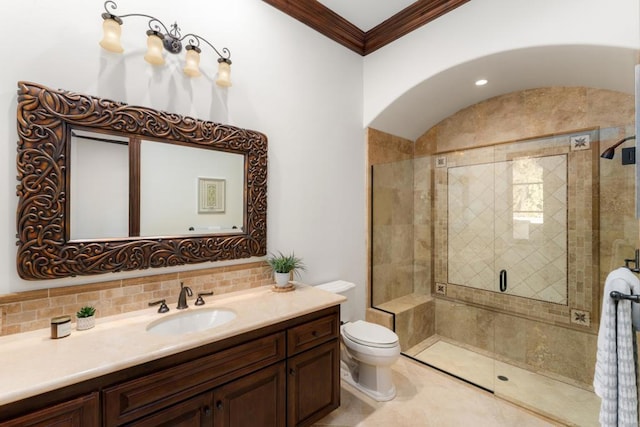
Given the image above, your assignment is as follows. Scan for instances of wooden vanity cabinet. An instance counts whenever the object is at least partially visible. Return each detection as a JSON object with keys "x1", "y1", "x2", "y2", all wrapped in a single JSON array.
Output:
[
  {"x1": 102, "y1": 332, "x2": 286, "y2": 425},
  {"x1": 213, "y1": 361, "x2": 286, "y2": 426},
  {"x1": 0, "y1": 305, "x2": 340, "y2": 427},
  {"x1": 129, "y1": 361, "x2": 287, "y2": 427},
  {"x1": 122, "y1": 391, "x2": 215, "y2": 427},
  {"x1": 287, "y1": 313, "x2": 341, "y2": 427},
  {"x1": 0, "y1": 392, "x2": 99, "y2": 427}
]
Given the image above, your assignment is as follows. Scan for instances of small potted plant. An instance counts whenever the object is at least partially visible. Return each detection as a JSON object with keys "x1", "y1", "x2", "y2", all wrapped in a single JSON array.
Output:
[
  {"x1": 76, "y1": 306, "x2": 96, "y2": 331},
  {"x1": 267, "y1": 251, "x2": 305, "y2": 287}
]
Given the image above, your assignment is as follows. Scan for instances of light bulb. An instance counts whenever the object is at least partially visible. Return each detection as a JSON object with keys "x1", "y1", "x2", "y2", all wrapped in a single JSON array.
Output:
[
  {"x1": 99, "y1": 17, "x2": 124, "y2": 53},
  {"x1": 215, "y1": 59, "x2": 232, "y2": 87},
  {"x1": 183, "y1": 45, "x2": 202, "y2": 77},
  {"x1": 144, "y1": 31, "x2": 165, "y2": 66}
]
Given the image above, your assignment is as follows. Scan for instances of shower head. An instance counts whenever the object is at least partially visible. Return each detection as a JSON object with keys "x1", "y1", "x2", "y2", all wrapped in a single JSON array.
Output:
[{"x1": 601, "y1": 135, "x2": 636, "y2": 159}]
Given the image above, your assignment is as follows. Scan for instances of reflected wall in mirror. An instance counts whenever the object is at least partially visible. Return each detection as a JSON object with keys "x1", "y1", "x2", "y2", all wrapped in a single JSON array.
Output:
[
  {"x1": 69, "y1": 131, "x2": 246, "y2": 240},
  {"x1": 70, "y1": 131, "x2": 130, "y2": 239},
  {"x1": 139, "y1": 141, "x2": 245, "y2": 236},
  {"x1": 16, "y1": 81, "x2": 267, "y2": 280}
]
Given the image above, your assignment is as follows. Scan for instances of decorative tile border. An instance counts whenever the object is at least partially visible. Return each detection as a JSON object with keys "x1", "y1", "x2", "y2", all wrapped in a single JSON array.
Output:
[
  {"x1": 435, "y1": 283, "x2": 447, "y2": 295},
  {"x1": 570, "y1": 134, "x2": 591, "y2": 151},
  {"x1": 570, "y1": 309, "x2": 591, "y2": 327}
]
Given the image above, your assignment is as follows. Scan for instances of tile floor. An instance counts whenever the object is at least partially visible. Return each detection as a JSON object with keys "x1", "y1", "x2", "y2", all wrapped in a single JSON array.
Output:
[
  {"x1": 413, "y1": 340, "x2": 599, "y2": 426},
  {"x1": 314, "y1": 356, "x2": 559, "y2": 427}
]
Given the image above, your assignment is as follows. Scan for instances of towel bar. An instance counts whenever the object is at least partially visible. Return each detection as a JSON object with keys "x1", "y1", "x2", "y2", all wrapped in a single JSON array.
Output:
[
  {"x1": 623, "y1": 249, "x2": 640, "y2": 273},
  {"x1": 610, "y1": 291, "x2": 640, "y2": 302}
]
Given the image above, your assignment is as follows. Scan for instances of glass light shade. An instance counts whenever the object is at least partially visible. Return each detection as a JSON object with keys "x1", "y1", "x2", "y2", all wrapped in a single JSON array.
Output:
[
  {"x1": 99, "y1": 18, "x2": 124, "y2": 53},
  {"x1": 183, "y1": 48, "x2": 202, "y2": 77},
  {"x1": 144, "y1": 34, "x2": 165, "y2": 66},
  {"x1": 215, "y1": 60, "x2": 232, "y2": 87}
]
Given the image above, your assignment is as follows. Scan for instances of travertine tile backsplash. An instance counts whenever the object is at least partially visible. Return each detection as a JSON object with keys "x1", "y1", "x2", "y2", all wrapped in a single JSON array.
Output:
[{"x1": 0, "y1": 262, "x2": 271, "y2": 336}]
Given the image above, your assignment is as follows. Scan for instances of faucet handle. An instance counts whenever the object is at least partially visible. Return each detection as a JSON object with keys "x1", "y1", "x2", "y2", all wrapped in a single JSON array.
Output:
[
  {"x1": 195, "y1": 291, "x2": 214, "y2": 306},
  {"x1": 149, "y1": 299, "x2": 170, "y2": 313}
]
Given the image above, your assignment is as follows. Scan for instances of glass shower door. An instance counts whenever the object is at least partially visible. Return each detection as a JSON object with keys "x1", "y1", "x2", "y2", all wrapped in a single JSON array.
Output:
[
  {"x1": 493, "y1": 151, "x2": 568, "y2": 305},
  {"x1": 444, "y1": 147, "x2": 498, "y2": 392},
  {"x1": 437, "y1": 133, "x2": 576, "y2": 396},
  {"x1": 447, "y1": 147, "x2": 569, "y2": 303}
]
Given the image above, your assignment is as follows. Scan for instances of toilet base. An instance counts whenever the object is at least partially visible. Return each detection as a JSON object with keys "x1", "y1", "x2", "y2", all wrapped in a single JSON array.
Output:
[{"x1": 340, "y1": 362, "x2": 397, "y2": 402}]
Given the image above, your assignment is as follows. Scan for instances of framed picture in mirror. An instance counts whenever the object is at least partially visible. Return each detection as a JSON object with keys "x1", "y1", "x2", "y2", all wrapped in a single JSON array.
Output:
[{"x1": 198, "y1": 178, "x2": 226, "y2": 213}]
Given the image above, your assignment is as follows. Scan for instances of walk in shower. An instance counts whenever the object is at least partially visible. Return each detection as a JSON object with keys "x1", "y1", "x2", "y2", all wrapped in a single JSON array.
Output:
[{"x1": 369, "y1": 90, "x2": 638, "y2": 425}]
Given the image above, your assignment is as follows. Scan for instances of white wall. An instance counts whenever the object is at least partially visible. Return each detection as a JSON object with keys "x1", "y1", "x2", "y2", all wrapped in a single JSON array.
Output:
[
  {"x1": 70, "y1": 137, "x2": 129, "y2": 239},
  {"x1": 363, "y1": 0, "x2": 640, "y2": 133},
  {"x1": 1, "y1": 0, "x2": 366, "y2": 317}
]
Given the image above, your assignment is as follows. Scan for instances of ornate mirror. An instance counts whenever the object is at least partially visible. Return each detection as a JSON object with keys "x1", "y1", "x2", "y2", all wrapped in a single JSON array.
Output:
[{"x1": 16, "y1": 81, "x2": 267, "y2": 280}]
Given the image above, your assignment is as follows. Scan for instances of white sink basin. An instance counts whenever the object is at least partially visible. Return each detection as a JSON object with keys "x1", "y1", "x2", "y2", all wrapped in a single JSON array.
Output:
[{"x1": 146, "y1": 308, "x2": 237, "y2": 335}]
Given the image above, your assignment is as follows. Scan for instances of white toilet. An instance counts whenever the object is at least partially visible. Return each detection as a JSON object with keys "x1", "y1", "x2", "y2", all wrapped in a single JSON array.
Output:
[{"x1": 315, "y1": 280, "x2": 401, "y2": 401}]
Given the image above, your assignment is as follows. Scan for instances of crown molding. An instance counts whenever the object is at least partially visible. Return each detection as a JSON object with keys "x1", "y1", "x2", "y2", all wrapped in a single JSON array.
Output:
[
  {"x1": 263, "y1": 0, "x2": 471, "y2": 56},
  {"x1": 262, "y1": 0, "x2": 365, "y2": 54}
]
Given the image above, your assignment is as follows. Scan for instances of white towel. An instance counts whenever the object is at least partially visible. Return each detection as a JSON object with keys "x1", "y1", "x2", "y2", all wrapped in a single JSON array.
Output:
[{"x1": 594, "y1": 267, "x2": 640, "y2": 427}]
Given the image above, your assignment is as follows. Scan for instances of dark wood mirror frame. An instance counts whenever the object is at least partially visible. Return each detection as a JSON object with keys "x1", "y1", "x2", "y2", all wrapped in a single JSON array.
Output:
[{"x1": 16, "y1": 81, "x2": 267, "y2": 280}]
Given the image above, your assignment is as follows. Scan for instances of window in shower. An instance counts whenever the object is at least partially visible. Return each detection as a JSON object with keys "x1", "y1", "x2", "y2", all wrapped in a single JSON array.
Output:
[{"x1": 512, "y1": 157, "x2": 544, "y2": 225}]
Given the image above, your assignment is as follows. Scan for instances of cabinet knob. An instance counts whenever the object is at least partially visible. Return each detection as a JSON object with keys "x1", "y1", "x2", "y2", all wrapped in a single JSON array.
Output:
[
  {"x1": 216, "y1": 400, "x2": 224, "y2": 410},
  {"x1": 289, "y1": 368, "x2": 296, "y2": 376},
  {"x1": 203, "y1": 405, "x2": 212, "y2": 416},
  {"x1": 311, "y1": 330, "x2": 318, "y2": 337}
]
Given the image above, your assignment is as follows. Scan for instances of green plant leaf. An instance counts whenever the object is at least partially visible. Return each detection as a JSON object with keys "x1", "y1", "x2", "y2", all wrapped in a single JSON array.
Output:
[
  {"x1": 76, "y1": 305, "x2": 96, "y2": 318},
  {"x1": 266, "y1": 251, "x2": 305, "y2": 277}
]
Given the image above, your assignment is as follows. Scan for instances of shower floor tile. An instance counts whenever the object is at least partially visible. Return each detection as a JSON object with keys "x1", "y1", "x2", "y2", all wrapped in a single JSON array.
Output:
[{"x1": 413, "y1": 340, "x2": 600, "y2": 427}]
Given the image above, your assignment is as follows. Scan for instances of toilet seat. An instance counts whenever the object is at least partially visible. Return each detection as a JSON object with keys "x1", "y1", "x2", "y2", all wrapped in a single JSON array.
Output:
[{"x1": 342, "y1": 320, "x2": 399, "y2": 349}]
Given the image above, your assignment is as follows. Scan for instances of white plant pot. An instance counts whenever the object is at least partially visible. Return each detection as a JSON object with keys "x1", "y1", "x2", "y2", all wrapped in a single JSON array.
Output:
[
  {"x1": 274, "y1": 272, "x2": 291, "y2": 287},
  {"x1": 76, "y1": 316, "x2": 95, "y2": 331}
]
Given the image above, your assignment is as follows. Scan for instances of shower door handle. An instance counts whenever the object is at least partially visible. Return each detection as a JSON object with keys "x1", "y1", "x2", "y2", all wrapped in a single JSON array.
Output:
[{"x1": 499, "y1": 269, "x2": 507, "y2": 292}]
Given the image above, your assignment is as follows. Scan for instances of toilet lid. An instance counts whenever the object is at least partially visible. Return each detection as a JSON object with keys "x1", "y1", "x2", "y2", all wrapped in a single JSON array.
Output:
[{"x1": 343, "y1": 320, "x2": 399, "y2": 348}]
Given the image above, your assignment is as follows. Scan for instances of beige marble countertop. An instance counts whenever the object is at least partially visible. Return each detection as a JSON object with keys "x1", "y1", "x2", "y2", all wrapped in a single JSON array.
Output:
[{"x1": 0, "y1": 284, "x2": 344, "y2": 406}]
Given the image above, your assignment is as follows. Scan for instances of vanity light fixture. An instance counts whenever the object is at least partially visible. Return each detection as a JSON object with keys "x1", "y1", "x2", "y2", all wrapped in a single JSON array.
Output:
[{"x1": 99, "y1": 0, "x2": 232, "y2": 87}]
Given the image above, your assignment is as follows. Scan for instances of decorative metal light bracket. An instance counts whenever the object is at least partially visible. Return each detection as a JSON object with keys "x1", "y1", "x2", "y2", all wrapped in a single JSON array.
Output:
[
  {"x1": 161, "y1": 23, "x2": 184, "y2": 54},
  {"x1": 100, "y1": 1, "x2": 232, "y2": 68},
  {"x1": 102, "y1": 0, "x2": 231, "y2": 61}
]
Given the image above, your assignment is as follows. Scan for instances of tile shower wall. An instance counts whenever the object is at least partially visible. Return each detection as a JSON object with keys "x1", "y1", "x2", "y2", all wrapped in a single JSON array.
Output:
[
  {"x1": 446, "y1": 154, "x2": 568, "y2": 304},
  {"x1": 0, "y1": 262, "x2": 272, "y2": 336},
  {"x1": 598, "y1": 124, "x2": 639, "y2": 286},
  {"x1": 368, "y1": 128, "x2": 435, "y2": 350},
  {"x1": 438, "y1": 131, "x2": 589, "y2": 316},
  {"x1": 368, "y1": 87, "x2": 635, "y2": 387},
  {"x1": 418, "y1": 87, "x2": 635, "y2": 386},
  {"x1": 435, "y1": 298, "x2": 598, "y2": 386},
  {"x1": 433, "y1": 131, "x2": 597, "y2": 329},
  {"x1": 368, "y1": 129, "x2": 415, "y2": 307},
  {"x1": 371, "y1": 159, "x2": 415, "y2": 306}
]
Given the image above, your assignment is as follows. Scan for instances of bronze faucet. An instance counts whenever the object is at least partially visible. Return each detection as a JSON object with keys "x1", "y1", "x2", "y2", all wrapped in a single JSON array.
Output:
[{"x1": 177, "y1": 282, "x2": 193, "y2": 310}]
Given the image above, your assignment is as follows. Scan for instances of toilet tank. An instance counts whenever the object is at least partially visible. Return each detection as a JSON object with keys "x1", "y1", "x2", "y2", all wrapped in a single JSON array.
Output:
[{"x1": 315, "y1": 280, "x2": 357, "y2": 324}]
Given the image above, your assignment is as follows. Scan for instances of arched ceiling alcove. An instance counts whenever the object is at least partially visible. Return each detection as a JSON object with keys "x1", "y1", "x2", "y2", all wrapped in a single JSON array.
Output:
[{"x1": 367, "y1": 45, "x2": 639, "y2": 141}]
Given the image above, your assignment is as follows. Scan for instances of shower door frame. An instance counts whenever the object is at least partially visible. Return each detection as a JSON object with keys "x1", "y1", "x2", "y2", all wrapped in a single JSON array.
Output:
[{"x1": 433, "y1": 129, "x2": 598, "y2": 325}]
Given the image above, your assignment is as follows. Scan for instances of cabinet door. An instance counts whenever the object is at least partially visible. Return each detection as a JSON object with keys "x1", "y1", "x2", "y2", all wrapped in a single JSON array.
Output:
[
  {"x1": 287, "y1": 340, "x2": 340, "y2": 427},
  {"x1": 104, "y1": 332, "x2": 285, "y2": 425},
  {"x1": 125, "y1": 392, "x2": 213, "y2": 427},
  {"x1": 0, "y1": 392, "x2": 99, "y2": 427},
  {"x1": 213, "y1": 362, "x2": 286, "y2": 427}
]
